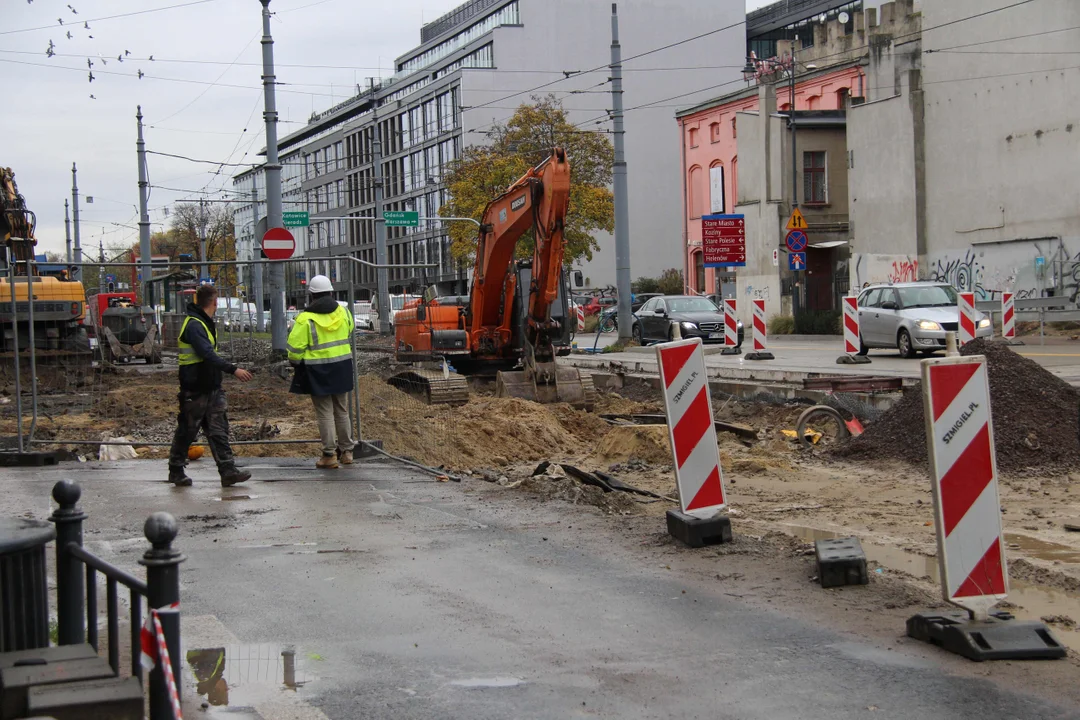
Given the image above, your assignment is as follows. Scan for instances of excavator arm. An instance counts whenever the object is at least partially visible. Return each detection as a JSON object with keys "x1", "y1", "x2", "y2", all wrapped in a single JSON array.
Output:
[{"x1": 469, "y1": 148, "x2": 593, "y2": 408}]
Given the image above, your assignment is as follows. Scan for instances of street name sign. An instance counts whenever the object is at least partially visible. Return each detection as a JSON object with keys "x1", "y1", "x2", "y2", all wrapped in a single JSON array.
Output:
[
  {"x1": 384, "y1": 210, "x2": 419, "y2": 227},
  {"x1": 283, "y1": 211, "x2": 309, "y2": 228},
  {"x1": 701, "y1": 214, "x2": 745, "y2": 268}
]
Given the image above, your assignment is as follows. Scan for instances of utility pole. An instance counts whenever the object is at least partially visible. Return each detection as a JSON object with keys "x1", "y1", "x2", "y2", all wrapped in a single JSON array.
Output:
[
  {"x1": 371, "y1": 79, "x2": 390, "y2": 334},
  {"x1": 71, "y1": 163, "x2": 82, "y2": 279},
  {"x1": 198, "y1": 198, "x2": 209, "y2": 281},
  {"x1": 611, "y1": 4, "x2": 633, "y2": 341},
  {"x1": 252, "y1": 183, "x2": 265, "y2": 332},
  {"x1": 98, "y1": 238, "x2": 106, "y2": 294},
  {"x1": 64, "y1": 200, "x2": 72, "y2": 265},
  {"x1": 260, "y1": 0, "x2": 287, "y2": 353},
  {"x1": 137, "y1": 106, "x2": 153, "y2": 306},
  {"x1": 789, "y1": 38, "x2": 801, "y2": 318}
]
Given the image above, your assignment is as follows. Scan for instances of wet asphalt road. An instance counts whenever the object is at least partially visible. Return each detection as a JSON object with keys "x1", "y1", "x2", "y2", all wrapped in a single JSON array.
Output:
[{"x1": 3, "y1": 458, "x2": 1077, "y2": 719}]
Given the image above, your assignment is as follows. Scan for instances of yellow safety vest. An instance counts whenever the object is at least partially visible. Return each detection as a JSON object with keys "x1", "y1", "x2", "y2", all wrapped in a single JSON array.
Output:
[
  {"x1": 177, "y1": 315, "x2": 215, "y2": 366},
  {"x1": 286, "y1": 306, "x2": 352, "y2": 365}
]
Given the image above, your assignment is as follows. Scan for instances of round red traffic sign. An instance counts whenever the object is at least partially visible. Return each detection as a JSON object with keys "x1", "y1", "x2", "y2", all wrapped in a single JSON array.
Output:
[{"x1": 262, "y1": 227, "x2": 295, "y2": 260}]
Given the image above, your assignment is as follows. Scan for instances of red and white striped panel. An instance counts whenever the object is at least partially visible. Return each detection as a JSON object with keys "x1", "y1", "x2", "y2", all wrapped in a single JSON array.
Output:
[
  {"x1": 723, "y1": 299, "x2": 738, "y2": 347},
  {"x1": 1001, "y1": 292, "x2": 1015, "y2": 338},
  {"x1": 656, "y1": 339, "x2": 727, "y2": 517},
  {"x1": 922, "y1": 356, "x2": 1007, "y2": 613},
  {"x1": 842, "y1": 296, "x2": 860, "y2": 354},
  {"x1": 752, "y1": 299, "x2": 767, "y2": 351},
  {"x1": 575, "y1": 305, "x2": 586, "y2": 334},
  {"x1": 958, "y1": 292, "x2": 976, "y2": 346}
]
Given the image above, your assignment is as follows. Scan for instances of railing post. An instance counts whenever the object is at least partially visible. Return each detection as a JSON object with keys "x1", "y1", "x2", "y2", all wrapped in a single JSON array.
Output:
[
  {"x1": 140, "y1": 512, "x2": 184, "y2": 720},
  {"x1": 49, "y1": 480, "x2": 86, "y2": 646}
]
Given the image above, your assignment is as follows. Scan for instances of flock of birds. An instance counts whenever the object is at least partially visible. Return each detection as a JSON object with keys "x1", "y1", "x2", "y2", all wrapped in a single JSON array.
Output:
[{"x1": 33, "y1": 1, "x2": 154, "y2": 100}]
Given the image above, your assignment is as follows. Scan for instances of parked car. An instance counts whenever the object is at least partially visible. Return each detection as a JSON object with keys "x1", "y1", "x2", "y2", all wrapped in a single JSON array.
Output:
[
  {"x1": 353, "y1": 301, "x2": 374, "y2": 331},
  {"x1": 596, "y1": 294, "x2": 662, "y2": 332},
  {"x1": 632, "y1": 295, "x2": 744, "y2": 346},
  {"x1": 856, "y1": 282, "x2": 992, "y2": 358}
]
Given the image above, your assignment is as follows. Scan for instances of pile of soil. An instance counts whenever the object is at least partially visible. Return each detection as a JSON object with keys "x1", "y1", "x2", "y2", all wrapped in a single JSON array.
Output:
[
  {"x1": 592, "y1": 425, "x2": 672, "y2": 465},
  {"x1": 833, "y1": 339, "x2": 1080, "y2": 474}
]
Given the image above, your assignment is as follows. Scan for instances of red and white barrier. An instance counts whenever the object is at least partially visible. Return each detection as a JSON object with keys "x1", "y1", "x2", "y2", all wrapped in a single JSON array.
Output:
[
  {"x1": 656, "y1": 338, "x2": 727, "y2": 517},
  {"x1": 141, "y1": 602, "x2": 183, "y2": 720},
  {"x1": 752, "y1": 299, "x2": 767, "y2": 351},
  {"x1": 958, "y1": 292, "x2": 976, "y2": 346},
  {"x1": 842, "y1": 296, "x2": 860, "y2": 354},
  {"x1": 921, "y1": 356, "x2": 1007, "y2": 615},
  {"x1": 1001, "y1": 292, "x2": 1015, "y2": 339},
  {"x1": 575, "y1": 304, "x2": 586, "y2": 334},
  {"x1": 723, "y1": 299, "x2": 738, "y2": 348}
]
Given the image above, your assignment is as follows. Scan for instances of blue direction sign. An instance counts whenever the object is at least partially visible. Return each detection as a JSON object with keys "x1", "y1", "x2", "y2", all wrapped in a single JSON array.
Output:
[
  {"x1": 789, "y1": 252, "x2": 807, "y2": 271},
  {"x1": 785, "y1": 229, "x2": 808, "y2": 253}
]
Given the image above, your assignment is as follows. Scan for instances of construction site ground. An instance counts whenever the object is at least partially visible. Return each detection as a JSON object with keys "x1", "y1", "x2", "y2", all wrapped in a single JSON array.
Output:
[{"x1": 3, "y1": 336, "x2": 1080, "y2": 688}]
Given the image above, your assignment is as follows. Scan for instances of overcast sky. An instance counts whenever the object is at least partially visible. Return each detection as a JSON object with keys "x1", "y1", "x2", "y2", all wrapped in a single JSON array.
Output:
[{"x1": 4, "y1": 0, "x2": 771, "y2": 256}]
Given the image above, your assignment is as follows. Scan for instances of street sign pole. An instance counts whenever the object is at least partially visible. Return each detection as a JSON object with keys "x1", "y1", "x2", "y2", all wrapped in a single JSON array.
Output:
[{"x1": 259, "y1": 0, "x2": 287, "y2": 354}]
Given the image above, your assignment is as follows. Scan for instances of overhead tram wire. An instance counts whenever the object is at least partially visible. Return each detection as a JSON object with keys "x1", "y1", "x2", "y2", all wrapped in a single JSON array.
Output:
[
  {"x1": 154, "y1": 31, "x2": 261, "y2": 125},
  {"x1": 0, "y1": 0, "x2": 220, "y2": 35}
]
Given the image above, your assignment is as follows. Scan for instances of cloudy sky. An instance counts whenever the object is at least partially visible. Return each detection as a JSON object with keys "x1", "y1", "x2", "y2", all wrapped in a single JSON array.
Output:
[{"x1": 4, "y1": 0, "x2": 771, "y2": 256}]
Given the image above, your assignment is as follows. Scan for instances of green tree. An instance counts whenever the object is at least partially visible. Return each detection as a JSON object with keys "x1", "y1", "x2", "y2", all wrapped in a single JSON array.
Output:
[
  {"x1": 440, "y1": 95, "x2": 614, "y2": 265},
  {"x1": 633, "y1": 269, "x2": 684, "y2": 295}
]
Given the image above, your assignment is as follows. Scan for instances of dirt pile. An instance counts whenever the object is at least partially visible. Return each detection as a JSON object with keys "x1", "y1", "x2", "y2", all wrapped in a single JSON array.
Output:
[
  {"x1": 834, "y1": 339, "x2": 1080, "y2": 474},
  {"x1": 592, "y1": 425, "x2": 672, "y2": 465}
]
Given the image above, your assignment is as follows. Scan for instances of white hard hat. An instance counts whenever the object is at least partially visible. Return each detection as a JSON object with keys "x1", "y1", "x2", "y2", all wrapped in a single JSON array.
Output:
[{"x1": 309, "y1": 275, "x2": 333, "y2": 293}]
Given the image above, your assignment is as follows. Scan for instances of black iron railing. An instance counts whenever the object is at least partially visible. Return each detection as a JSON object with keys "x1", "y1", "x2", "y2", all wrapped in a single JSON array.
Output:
[{"x1": 49, "y1": 480, "x2": 184, "y2": 720}]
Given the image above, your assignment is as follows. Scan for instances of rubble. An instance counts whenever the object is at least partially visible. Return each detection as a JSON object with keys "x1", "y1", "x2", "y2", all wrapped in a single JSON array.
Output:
[{"x1": 833, "y1": 339, "x2": 1080, "y2": 475}]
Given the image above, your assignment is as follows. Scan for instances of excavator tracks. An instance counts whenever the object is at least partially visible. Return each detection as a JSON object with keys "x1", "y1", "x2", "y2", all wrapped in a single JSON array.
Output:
[{"x1": 387, "y1": 369, "x2": 470, "y2": 407}]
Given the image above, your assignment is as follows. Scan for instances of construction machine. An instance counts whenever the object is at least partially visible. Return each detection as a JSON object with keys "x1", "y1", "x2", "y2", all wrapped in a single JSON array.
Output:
[
  {"x1": 0, "y1": 167, "x2": 90, "y2": 357},
  {"x1": 392, "y1": 148, "x2": 595, "y2": 410},
  {"x1": 86, "y1": 292, "x2": 162, "y2": 364}
]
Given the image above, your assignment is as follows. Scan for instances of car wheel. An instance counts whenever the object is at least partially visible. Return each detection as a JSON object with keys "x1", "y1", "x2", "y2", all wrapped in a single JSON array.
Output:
[
  {"x1": 632, "y1": 323, "x2": 643, "y2": 345},
  {"x1": 857, "y1": 334, "x2": 869, "y2": 356},
  {"x1": 897, "y1": 329, "x2": 916, "y2": 359}
]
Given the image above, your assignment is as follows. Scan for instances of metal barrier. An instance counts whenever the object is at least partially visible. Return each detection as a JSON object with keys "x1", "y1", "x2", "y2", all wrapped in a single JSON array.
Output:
[{"x1": 49, "y1": 479, "x2": 183, "y2": 719}]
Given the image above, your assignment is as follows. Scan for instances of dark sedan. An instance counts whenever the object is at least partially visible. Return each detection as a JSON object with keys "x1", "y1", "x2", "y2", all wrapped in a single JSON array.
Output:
[{"x1": 632, "y1": 295, "x2": 744, "y2": 346}]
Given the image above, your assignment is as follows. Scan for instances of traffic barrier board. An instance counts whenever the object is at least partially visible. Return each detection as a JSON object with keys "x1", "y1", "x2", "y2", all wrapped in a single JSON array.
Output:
[
  {"x1": 752, "y1": 299, "x2": 767, "y2": 351},
  {"x1": 1002, "y1": 292, "x2": 1015, "y2": 338},
  {"x1": 656, "y1": 339, "x2": 727, "y2": 517},
  {"x1": 921, "y1": 355, "x2": 1007, "y2": 616},
  {"x1": 842, "y1": 296, "x2": 860, "y2": 354},
  {"x1": 958, "y1": 292, "x2": 976, "y2": 346},
  {"x1": 701, "y1": 214, "x2": 745, "y2": 268},
  {"x1": 723, "y1": 299, "x2": 738, "y2": 347}
]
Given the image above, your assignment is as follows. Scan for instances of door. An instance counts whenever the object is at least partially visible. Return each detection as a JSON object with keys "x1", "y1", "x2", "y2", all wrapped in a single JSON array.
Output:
[
  {"x1": 644, "y1": 298, "x2": 667, "y2": 340},
  {"x1": 858, "y1": 288, "x2": 883, "y2": 344},
  {"x1": 874, "y1": 287, "x2": 902, "y2": 348}
]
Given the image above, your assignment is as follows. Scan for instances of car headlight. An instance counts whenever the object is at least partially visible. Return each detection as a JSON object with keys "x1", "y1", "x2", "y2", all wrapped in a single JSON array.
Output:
[
  {"x1": 680, "y1": 321, "x2": 698, "y2": 331},
  {"x1": 917, "y1": 320, "x2": 942, "y2": 331},
  {"x1": 978, "y1": 317, "x2": 991, "y2": 328}
]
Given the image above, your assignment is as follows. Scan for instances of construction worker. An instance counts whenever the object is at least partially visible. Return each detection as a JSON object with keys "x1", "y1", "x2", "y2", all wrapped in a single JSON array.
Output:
[
  {"x1": 168, "y1": 284, "x2": 253, "y2": 487},
  {"x1": 287, "y1": 274, "x2": 355, "y2": 469}
]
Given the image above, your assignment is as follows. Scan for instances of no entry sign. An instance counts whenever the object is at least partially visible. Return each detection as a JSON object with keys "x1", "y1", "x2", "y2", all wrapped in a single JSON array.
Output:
[
  {"x1": 921, "y1": 355, "x2": 1007, "y2": 616},
  {"x1": 262, "y1": 227, "x2": 296, "y2": 260},
  {"x1": 656, "y1": 338, "x2": 727, "y2": 517},
  {"x1": 701, "y1": 214, "x2": 745, "y2": 268}
]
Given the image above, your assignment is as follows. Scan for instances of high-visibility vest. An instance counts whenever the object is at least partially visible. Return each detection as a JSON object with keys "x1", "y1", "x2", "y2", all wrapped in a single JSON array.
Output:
[
  {"x1": 287, "y1": 306, "x2": 352, "y2": 365},
  {"x1": 177, "y1": 315, "x2": 215, "y2": 366}
]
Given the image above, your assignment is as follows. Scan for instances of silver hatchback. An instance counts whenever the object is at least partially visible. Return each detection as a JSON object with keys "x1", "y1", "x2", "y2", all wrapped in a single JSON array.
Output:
[{"x1": 856, "y1": 282, "x2": 992, "y2": 358}]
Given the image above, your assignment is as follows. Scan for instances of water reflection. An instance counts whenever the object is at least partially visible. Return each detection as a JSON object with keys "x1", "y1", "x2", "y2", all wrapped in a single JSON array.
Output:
[{"x1": 186, "y1": 643, "x2": 313, "y2": 708}]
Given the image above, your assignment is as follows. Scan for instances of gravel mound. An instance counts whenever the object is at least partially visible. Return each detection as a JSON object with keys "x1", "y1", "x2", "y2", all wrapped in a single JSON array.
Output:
[{"x1": 833, "y1": 339, "x2": 1080, "y2": 475}]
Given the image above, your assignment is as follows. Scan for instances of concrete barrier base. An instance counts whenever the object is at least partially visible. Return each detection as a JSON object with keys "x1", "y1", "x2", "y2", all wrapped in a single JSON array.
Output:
[
  {"x1": 836, "y1": 354, "x2": 871, "y2": 365},
  {"x1": 745, "y1": 351, "x2": 774, "y2": 361},
  {"x1": 906, "y1": 611, "x2": 1067, "y2": 661},
  {"x1": 666, "y1": 510, "x2": 732, "y2": 548}
]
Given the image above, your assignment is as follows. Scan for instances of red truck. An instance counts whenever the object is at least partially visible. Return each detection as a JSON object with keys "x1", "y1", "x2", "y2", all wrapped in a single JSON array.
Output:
[{"x1": 85, "y1": 292, "x2": 137, "y2": 335}]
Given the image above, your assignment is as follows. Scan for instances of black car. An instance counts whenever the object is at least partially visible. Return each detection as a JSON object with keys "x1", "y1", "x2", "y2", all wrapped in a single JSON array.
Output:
[
  {"x1": 632, "y1": 295, "x2": 744, "y2": 346},
  {"x1": 597, "y1": 293, "x2": 664, "y2": 332}
]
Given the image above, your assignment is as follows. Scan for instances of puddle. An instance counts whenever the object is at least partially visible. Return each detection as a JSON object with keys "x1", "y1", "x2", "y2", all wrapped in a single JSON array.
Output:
[
  {"x1": 781, "y1": 524, "x2": 1080, "y2": 652},
  {"x1": 449, "y1": 676, "x2": 524, "y2": 688},
  {"x1": 186, "y1": 643, "x2": 316, "y2": 710},
  {"x1": 216, "y1": 495, "x2": 259, "y2": 502}
]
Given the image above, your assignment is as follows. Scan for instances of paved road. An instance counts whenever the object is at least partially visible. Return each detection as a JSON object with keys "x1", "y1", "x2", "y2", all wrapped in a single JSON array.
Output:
[
  {"x1": 572, "y1": 333, "x2": 1080, "y2": 384},
  {"x1": 4, "y1": 459, "x2": 1077, "y2": 719}
]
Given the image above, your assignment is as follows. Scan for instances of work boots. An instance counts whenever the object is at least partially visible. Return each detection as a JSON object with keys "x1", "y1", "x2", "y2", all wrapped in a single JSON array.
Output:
[
  {"x1": 168, "y1": 466, "x2": 193, "y2": 487},
  {"x1": 316, "y1": 454, "x2": 339, "y2": 470},
  {"x1": 337, "y1": 449, "x2": 353, "y2": 465},
  {"x1": 220, "y1": 467, "x2": 252, "y2": 487}
]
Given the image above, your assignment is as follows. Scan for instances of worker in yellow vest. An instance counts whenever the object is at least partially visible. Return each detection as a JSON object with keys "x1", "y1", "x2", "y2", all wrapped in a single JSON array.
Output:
[
  {"x1": 287, "y1": 275, "x2": 355, "y2": 468},
  {"x1": 168, "y1": 284, "x2": 253, "y2": 487}
]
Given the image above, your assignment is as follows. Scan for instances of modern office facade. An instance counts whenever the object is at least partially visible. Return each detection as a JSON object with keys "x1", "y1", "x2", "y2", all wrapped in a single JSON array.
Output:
[{"x1": 233, "y1": 0, "x2": 746, "y2": 301}]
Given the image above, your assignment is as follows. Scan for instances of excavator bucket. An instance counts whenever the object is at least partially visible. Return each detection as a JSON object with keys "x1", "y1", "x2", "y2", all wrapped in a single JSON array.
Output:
[{"x1": 496, "y1": 366, "x2": 597, "y2": 411}]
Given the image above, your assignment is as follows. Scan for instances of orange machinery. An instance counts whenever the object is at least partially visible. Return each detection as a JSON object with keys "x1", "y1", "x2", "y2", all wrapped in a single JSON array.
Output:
[{"x1": 392, "y1": 148, "x2": 594, "y2": 409}]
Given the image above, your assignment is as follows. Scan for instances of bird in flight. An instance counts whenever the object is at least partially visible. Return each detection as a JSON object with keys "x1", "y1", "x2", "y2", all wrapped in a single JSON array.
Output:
[
  {"x1": 88, "y1": 71, "x2": 95, "y2": 82},
  {"x1": 57, "y1": 17, "x2": 63, "y2": 25},
  {"x1": 137, "y1": 69, "x2": 145, "y2": 79},
  {"x1": 89, "y1": 94, "x2": 96, "y2": 100},
  {"x1": 66, "y1": 30, "x2": 72, "y2": 39},
  {"x1": 83, "y1": 21, "x2": 89, "y2": 29},
  {"x1": 46, "y1": 40, "x2": 55, "y2": 57},
  {"x1": 149, "y1": 55, "x2": 155, "y2": 61},
  {"x1": 86, "y1": 57, "x2": 92, "y2": 69},
  {"x1": 124, "y1": 50, "x2": 131, "y2": 56},
  {"x1": 117, "y1": 54, "x2": 123, "y2": 63},
  {"x1": 67, "y1": 4, "x2": 78, "y2": 13}
]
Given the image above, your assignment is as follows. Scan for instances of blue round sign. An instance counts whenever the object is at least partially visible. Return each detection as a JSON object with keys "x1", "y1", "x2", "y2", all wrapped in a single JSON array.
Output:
[{"x1": 785, "y1": 229, "x2": 808, "y2": 252}]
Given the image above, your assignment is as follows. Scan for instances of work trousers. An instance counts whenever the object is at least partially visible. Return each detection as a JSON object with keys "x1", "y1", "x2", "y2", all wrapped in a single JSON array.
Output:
[
  {"x1": 168, "y1": 389, "x2": 236, "y2": 473},
  {"x1": 312, "y1": 393, "x2": 354, "y2": 457}
]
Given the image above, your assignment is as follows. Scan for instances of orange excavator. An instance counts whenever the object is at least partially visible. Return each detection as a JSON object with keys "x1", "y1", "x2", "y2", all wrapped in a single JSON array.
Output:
[{"x1": 392, "y1": 148, "x2": 594, "y2": 409}]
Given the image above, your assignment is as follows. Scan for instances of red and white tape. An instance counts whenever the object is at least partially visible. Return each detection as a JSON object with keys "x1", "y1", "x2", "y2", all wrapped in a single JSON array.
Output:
[
  {"x1": 723, "y1": 299, "x2": 738, "y2": 347},
  {"x1": 752, "y1": 299, "x2": 767, "y2": 351},
  {"x1": 842, "y1": 296, "x2": 860, "y2": 354},
  {"x1": 141, "y1": 602, "x2": 183, "y2": 720},
  {"x1": 1001, "y1": 292, "x2": 1015, "y2": 338},
  {"x1": 958, "y1": 292, "x2": 976, "y2": 346}
]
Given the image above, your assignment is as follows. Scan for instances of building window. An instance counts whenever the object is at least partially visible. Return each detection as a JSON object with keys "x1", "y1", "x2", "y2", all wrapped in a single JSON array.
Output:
[
  {"x1": 688, "y1": 166, "x2": 703, "y2": 219},
  {"x1": 710, "y1": 122, "x2": 720, "y2": 143},
  {"x1": 694, "y1": 251, "x2": 704, "y2": 294},
  {"x1": 803, "y1": 151, "x2": 827, "y2": 204},
  {"x1": 709, "y1": 163, "x2": 725, "y2": 214},
  {"x1": 731, "y1": 156, "x2": 738, "y2": 206},
  {"x1": 688, "y1": 127, "x2": 699, "y2": 148},
  {"x1": 836, "y1": 87, "x2": 850, "y2": 108},
  {"x1": 731, "y1": 117, "x2": 737, "y2": 138}
]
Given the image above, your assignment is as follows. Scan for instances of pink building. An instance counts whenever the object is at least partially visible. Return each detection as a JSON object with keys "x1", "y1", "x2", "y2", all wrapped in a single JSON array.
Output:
[{"x1": 678, "y1": 64, "x2": 864, "y2": 295}]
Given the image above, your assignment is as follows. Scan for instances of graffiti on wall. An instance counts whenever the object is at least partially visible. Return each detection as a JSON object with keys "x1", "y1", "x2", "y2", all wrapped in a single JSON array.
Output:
[
  {"x1": 888, "y1": 258, "x2": 919, "y2": 283},
  {"x1": 926, "y1": 250, "x2": 987, "y2": 298},
  {"x1": 744, "y1": 284, "x2": 771, "y2": 301}
]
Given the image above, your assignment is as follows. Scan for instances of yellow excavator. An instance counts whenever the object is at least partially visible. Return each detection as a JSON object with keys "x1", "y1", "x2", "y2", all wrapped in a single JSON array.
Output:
[{"x1": 0, "y1": 167, "x2": 89, "y2": 357}]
